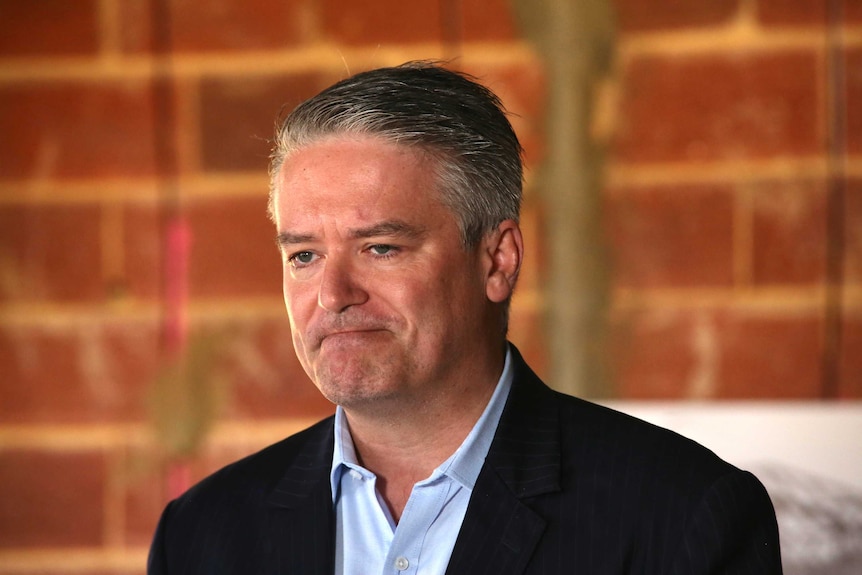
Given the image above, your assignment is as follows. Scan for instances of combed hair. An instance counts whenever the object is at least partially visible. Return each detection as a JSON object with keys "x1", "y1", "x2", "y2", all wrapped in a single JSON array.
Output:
[{"x1": 268, "y1": 62, "x2": 523, "y2": 247}]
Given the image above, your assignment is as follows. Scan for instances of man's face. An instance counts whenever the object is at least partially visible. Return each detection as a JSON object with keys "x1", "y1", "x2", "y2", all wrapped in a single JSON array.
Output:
[{"x1": 273, "y1": 135, "x2": 500, "y2": 412}]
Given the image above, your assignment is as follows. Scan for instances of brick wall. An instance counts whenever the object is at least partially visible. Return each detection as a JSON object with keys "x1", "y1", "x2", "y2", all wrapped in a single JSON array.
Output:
[
  {"x1": 0, "y1": 0, "x2": 859, "y2": 571},
  {"x1": 606, "y1": 0, "x2": 861, "y2": 400}
]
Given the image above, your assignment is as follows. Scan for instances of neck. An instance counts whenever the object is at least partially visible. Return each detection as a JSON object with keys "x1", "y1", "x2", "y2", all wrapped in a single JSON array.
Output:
[
  {"x1": 345, "y1": 376, "x2": 496, "y2": 470},
  {"x1": 341, "y1": 346, "x2": 506, "y2": 521}
]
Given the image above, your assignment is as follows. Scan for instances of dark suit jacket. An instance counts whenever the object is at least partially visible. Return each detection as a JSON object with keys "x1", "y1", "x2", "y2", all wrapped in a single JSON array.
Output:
[{"x1": 148, "y1": 348, "x2": 782, "y2": 574}]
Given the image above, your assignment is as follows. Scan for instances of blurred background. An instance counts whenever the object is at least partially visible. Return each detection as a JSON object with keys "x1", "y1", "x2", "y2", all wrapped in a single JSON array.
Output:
[{"x1": 0, "y1": 0, "x2": 860, "y2": 573}]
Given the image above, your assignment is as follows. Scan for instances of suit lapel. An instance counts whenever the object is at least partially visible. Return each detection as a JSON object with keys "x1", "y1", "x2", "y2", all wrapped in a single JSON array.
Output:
[
  {"x1": 446, "y1": 348, "x2": 562, "y2": 575},
  {"x1": 266, "y1": 418, "x2": 337, "y2": 575},
  {"x1": 254, "y1": 349, "x2": 560, "y2": 575}
]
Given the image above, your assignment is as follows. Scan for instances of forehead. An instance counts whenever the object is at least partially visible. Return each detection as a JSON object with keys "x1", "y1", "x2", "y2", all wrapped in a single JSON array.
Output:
[{"x1": 273, "y1": 135, "x2": 451, "y2": 228}]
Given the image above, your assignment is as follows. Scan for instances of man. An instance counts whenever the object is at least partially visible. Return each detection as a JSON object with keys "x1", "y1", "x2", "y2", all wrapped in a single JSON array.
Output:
[{"x1": 149, "y1": 62, "x2": 782, "y2": 574}]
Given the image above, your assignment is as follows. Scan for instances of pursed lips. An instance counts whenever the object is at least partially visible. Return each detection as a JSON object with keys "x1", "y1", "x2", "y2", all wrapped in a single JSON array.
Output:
[
  {"x1": 306, "y1": 314, "x2": 395, "y2": 349},
  {"x1": 317, "y1": 327, "x2": 388, "y2": 346}
]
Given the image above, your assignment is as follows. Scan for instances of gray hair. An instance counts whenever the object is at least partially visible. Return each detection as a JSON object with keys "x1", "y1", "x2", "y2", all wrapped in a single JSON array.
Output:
[{"x1": 268, "y1": 62, "x2": 523, "y2": 247}]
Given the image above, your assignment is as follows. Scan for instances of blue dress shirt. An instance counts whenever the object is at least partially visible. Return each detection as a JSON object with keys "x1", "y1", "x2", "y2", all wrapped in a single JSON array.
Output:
[{"x1": 330, "y1": 348, "x2": 514, "y2": 575}]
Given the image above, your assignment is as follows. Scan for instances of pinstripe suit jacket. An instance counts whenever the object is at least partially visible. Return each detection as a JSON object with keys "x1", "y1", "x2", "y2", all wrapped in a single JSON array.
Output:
[{"x1": 148, "y1": 347, "x2": 782, "y2": 574}]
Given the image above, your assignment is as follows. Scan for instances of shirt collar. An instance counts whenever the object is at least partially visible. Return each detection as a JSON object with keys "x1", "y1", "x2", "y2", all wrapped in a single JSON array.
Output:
[{"x1": 330, "y1": 346, "x2": 515, "y2": 501}]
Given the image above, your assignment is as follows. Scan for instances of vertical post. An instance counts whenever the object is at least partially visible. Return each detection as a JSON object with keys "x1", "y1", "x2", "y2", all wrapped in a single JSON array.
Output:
[
  {"x1": 822, "y1": 0, "x2": 847, "y2": 398},
  {"x1": 511, "y1": 0, "x2": 615, "y2": 397}
]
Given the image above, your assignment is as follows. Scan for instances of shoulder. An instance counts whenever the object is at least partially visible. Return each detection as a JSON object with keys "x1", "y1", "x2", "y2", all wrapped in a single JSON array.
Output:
[
  {"x1": 555, "y1": 394, "x2": 781, "y2": 570},
  {"x1": 536, "y1": 383, "x2": 768, "y2": 520},
  {"x1": 148, "y1": 417, "x2": 336, "y2": 572},
  {"x1": 558, "y1": 392, "x2": 728, "y2": 467},
  {"x1": 168, "y1": 415, "x2": 334, "y2": 517},
  {"x1": 507, "y1": 350, "x2": 736, "y2": 482},
  {"x1": 563, "y1": 393, "x2": 736, "y2": 480},
  {"x1": 506, "y1": 355, "x2": 743, "y2": 495}
]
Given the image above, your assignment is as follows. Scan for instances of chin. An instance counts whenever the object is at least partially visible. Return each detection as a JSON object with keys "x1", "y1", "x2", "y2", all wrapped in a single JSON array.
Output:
[
  {"x1": 319, "y1": 385, "x2": 402, "y2": 412},
  {"x1": 313, "y1": 366, "x2": 401, "y2": 407}
]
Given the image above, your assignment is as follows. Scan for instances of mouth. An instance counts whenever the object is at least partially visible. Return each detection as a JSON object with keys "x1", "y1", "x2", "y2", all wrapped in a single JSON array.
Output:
[
  {"x1": 319, "y1": 328, "x2": 388, "y2": 345},
  {"x1": 308, "y1": 315, "x2": 394, "y2": 350}
]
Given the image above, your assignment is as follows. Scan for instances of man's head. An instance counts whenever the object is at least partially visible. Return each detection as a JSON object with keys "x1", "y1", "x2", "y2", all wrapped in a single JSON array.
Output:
[
  {"x1": 270, "y1": 63, "x2": 524, "y2": 413},
  {"x1": 269, "y1": 62, "x2": 523, "y2": 248}
]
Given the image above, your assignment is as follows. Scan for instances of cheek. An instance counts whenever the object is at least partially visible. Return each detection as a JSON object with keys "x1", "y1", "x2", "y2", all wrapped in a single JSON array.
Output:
[
  {"x1": 283, "y1": 276, "x2": 316, "y2": 311},
  {"x1": 374, "y1": 278, "x2": 432, "y2": 322},
  {"x1": 285, "y1": 303, "x2": 314, "y2": 373},
  {"x1": 290, "y1": 328, "x2": 307, "y2": 360},
  {"x1": 402, "y1": 278, "x2": 469, "y2": 328},
  {"x1": 283, "y1": 285, "x2": 315, "y2": 347}
]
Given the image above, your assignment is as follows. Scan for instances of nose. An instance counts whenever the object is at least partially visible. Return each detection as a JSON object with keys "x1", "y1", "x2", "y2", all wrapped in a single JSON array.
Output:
[{"x1": 318, "y1": 255, "x2": 368, "y2": 313}]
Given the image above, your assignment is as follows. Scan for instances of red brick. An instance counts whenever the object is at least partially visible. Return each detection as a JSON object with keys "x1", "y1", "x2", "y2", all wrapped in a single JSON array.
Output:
[
  {"x1": 514, "y1": 197, "x2": 547, "y2": 294},
  {"x1": 838, "y1": 315, "x2": 861, "y2": 398},
  {"x1": 752, "y1": 180, "x2": 827, "y2": 285},
  {"x1": 321, "y1": 0, "x2": 443, "y2": 44},
  {"x1": 846, "y1": 180, "x2": 862, "y2": 283},
  {"x1": 0, "y1": 449, "x2": 105, "y2": 547},
  {"x1": 0, "y1": 571, "x2": 143, "y2": 575},
  {"x1": 614, "y1": 0, "x2": 739, "y2": 32},
  {"x1": 847, "y1": 48, "x2": 862, "y2": 156},
  {"x1": 758, "y1": 0, "x2": 822, "y2": 25},
  {"x1": 145, "y1": 336, "x2": 235, "y2": 459},
  {"x1": 0, "y1": 321, "x2": 159, "y2": 423},
  {"x1": 758, "y1": 0, "x2": 862, "y2": 26},
  {"x1": 0, "y1": 81, "x2": 158, "y2": 179},
  {"x1": 461, "y1": 0, "x2": 519, "y2": 41},
  {"x1": 55, "y1": 572, "x2": 140, "y2": 575},
  {"x1": 192, "y1": 317, "x2": 334, "y2": 419},
  {"x1": 118, "y1": 0, "x2": 307, "y2": 53},
  {"x1": 462, "y1": 61, "x2": 547, "y2": 167},
  {"x1": 604, "y1": 185, "x2": 735, "y2": 288},
  {"x1": 123, "y1": 203, "x2": 163, "y2": 301},
  {"x1": 116, "y1": 0, "x2": 153, "y2": 54},
  {"x1": 612, "y1": 51, "x2": 822, "y2": 163},
  {"x1": 16, "y1": 572, "x2": 147, "y2": 575},
  {"x1": 124, "y1": 450, "x2": 269, "y2": 546},
  {"x1": 185, "y1": 196, "x2": 281, "y2": 298},
  {"x1": 0, "y1": 204, "x2": 103, "y2": 302},
  {"x1": 123, "y1": 448, "x2": 168, "y2": 546},
  {"x1": 125, "y1": 439, "x2": 290, "y2": 545},
  {"x1": 199, "y1": 73, "x2": 334, "y2": 172},
  {"x1": 508, "y1": 304, "x2": 549, "y2": 380},
  {"x1": 0, "y1": 0, "x2": 99, "y2": 57},
  {"x1": 126, "y1": 429, "x2": 338, "y2": 545},
  {"x1": 714, "y1": 310, "x2": 823, "y2": 398},
  {"x1": 610, "y1": 308, "x2": 699, "y2": 398},
  {"x1": 610, "y1": 308, "x2": 825, "y2": 399},
  {"x1": 508, "y1": 199, "x2": 548, "y2": 381}
]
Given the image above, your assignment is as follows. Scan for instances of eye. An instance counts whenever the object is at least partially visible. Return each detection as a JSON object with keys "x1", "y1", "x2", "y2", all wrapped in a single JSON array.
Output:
[
  {"x1": 288, "y1": 251, "x2": 318, "y2": 267},
  {"x1": 369, "y1": 244, "x2": 397, "y2": 257}
]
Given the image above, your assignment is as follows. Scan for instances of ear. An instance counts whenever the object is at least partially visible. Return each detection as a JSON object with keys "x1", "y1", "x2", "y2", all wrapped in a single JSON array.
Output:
[{"x1": 483, "y1": 220, "x2": 524, "y2": 303}]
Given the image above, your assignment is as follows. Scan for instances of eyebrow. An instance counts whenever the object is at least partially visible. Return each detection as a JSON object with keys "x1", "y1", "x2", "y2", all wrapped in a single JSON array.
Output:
[
  {"x1": 276, "y1": 220, "x2": 427, "y2": 247},
  {"x1": 350, "y1": 220, "x2": 427, "y2": 240},
  {"x1": 276, "y1": 231, "x2": 316, "y2": 247}
]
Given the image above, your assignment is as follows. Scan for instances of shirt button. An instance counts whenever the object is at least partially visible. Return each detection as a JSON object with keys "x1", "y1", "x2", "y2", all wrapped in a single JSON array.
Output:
[{"x1": 394, "y1": 557, "x2": 409, "y2": 571}]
